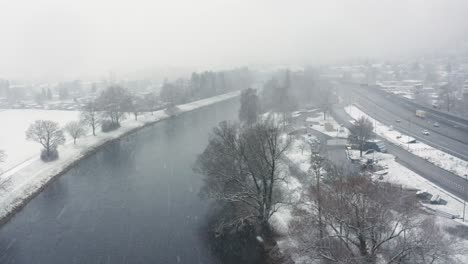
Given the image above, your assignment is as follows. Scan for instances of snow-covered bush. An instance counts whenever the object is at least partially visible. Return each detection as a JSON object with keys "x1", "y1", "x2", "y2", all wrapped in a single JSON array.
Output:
[
  {"x1": 40, "y1": 148, "x2": 58, "y2": 162},
  {"x1": 101, "y1": 120, "x2": 120, "y2": 132}
]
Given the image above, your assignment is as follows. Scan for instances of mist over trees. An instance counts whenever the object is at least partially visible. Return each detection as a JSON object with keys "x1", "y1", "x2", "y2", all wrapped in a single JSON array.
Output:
[
  {"x1": 260, "y1": 68, "x2": 333, "y2": 116},
  {"x1": 261, "y1": 71, "x2": 297, "y2": 115},
  {"x1": 160, "y1": 68, "x2": 252, "y2": 104},
  {"x1": 142, "y1": 92, "x2": 159, "y2": 115}
]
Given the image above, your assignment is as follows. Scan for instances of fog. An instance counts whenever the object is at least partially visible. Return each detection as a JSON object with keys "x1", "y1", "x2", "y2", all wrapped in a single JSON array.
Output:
[{"x1": 2, "y1": 0, "x2": 468, "y2": 81}]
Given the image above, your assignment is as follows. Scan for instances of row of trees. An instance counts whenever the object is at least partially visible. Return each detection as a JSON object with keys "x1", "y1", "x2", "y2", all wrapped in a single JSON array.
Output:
[
  {"x1": 83, "y1": 86, "x2": 160, "y2": 133},
  {"x1": 25, "y1": 86, "x2": 161, "y2": 161},
  {"x1": 261, "y1": 69, "x2": 335, "y2": 121},
  {"x1": 25, "y1": 120, "x2": 87, "y2": 161},
  {"x1": 160, "y1": 68, "x2": 252, "y2": 105},
  {"x1": 25, "y1": 77, "x2": 243, "y2": 163}
]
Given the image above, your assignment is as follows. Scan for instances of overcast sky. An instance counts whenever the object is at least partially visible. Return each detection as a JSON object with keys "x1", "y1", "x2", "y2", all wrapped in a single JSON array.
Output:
[{"x1": 1, "y1": 0, "x2": 468, "y2": 81}]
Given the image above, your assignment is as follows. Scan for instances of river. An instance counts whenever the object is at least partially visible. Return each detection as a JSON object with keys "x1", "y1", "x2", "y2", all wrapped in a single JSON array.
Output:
[{"x1": 0, "y1": 99, "x2": 239, "y2": 264}]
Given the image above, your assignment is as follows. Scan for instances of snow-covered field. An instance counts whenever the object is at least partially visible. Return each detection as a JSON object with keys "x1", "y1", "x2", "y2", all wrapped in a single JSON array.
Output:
[
  {"x1": 345, "y1": 105, "x2": 468, "y2": 178},
  {"x1": 0, "y1": 90, "x2": 240, "y2": 221},
  {"x1": 0, "y1": 110, "x2": 80, "y2": 172}
]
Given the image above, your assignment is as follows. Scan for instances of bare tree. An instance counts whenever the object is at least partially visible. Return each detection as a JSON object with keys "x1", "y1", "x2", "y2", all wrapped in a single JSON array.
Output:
[
  {"x1": 438, "y1": 84, "x2": 456, "y2": 112},
  {"x1": 96, "y1": 86, "x2": 130, "y2": 127},
  {"x1": 319, "y1": 87, "x2": 332, "y2": 120},
  {"x1": 143, "y1": 92, "x2": 159, "y2": 115},
  {"x1": 239, "y1": 88, "x2": 260, "y2": 125},
  {"x1": 290, "y1": 176, "x2": 458, "y2": 264},
  {"x1": 65, "y1": 121, "x2": 86, "y2": 144},
  {"x1": 26, "y1": 120, "x2": 65, "y2": 160},
  {"x1": 194, "y1": 120, "x2": 291, "y2": 235},
  {"x1": 80, "y1": 101, "x2": 101, "y2": 136},
  {"x1": 310, "y1": 153, "x2": 326, "y2": 240},
  {"x1": 127, "y1": 95, "x2": 144, "y2": 120},
  {"x1": 261, "y1": 71, "x2": 297, "y2": 126},
  {"x1": 348, "y1": 116, "x2": 374, "y2": 157}
]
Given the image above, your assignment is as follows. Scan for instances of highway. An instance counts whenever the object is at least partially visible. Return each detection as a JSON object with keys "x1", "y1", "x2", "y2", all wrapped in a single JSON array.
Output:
[
  {"x1": 331, "y1": 101, "x2": 468, "y2": 201},
  {"x1": 337, "y1": 83, "x2": 468, "y2": 161}
]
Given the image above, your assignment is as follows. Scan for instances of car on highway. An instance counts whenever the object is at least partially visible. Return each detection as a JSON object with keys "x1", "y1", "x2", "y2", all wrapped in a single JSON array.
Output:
[
  {"x1": 433, "y1": 122, "x2": 439, "y2": 127},
  {"x1": 422, "y1": 130, "x2": 430, "y2": 135}
]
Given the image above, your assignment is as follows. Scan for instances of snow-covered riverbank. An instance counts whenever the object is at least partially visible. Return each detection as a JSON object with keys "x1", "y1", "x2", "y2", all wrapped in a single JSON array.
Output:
[{"x1": 0, "y1": 90, "x2": 240, "y2": 223}]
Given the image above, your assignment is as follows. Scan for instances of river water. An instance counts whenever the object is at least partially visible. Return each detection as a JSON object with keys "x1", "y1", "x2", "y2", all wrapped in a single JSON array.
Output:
[{"x1": 0, "y1": 99, "x2": 239, "y2": 264}]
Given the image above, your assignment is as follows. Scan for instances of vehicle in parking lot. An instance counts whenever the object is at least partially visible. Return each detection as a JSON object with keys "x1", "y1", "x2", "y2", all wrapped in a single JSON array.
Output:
[
  {"x1": 395, "y1": 119, "x2": 401, "y2": 123},
  {"x1": 433, "y1": 122, "x2": 439, "y2": 127},
  {"x1": 422, "y1": 130, "x2": 430, "y2": 135}
]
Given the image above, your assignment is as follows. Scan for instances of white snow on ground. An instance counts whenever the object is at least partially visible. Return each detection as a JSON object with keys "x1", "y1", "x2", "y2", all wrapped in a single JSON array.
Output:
[
  {"x1": 345, "y1": 105, "x2": 468, "y2": 178},
  {"x1": 0, "y1": 110, "x2": 80, "y2": 172},
  {"x1": 0, "y1": 90, "x2": 240, "y2": 221},
  {"x1": 270, "y1": 135, "x2": 311, "y2": 236},
  {"x1": 347, "y1": 150, "x2": 467, "y2": 220},
  {"x1": 269, "y1": 135, "x2": 312, "y2": 262},
  {"x1": 284, "y1": 136, "x2": 314, "y2": 173},
  {"x1": 305, "y1": 113, "x2": 349, "y2": 138},
  {"x1": 275, "y1": 134, "x2": 468, "y2": 263},
  {"x1": 348, "y1": 149, "x2": 468, "y2": 264}
]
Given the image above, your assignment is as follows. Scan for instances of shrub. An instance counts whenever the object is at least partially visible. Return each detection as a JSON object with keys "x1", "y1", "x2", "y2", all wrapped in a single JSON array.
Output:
[
  {"x1": 101, "y1": 120, "x2": 120, "y2": 132},
  {"x1": 165, "y1": 104, "x2": 180, "y2": 116},
  {"x1": 41, "y1": 148, "x2": 59, "y2": 162}
]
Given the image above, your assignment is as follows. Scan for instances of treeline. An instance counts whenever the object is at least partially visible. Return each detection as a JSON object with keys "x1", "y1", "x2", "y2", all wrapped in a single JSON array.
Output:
[
  {"x1": 261, "y1": 68, "x2": 335, "y2": 119},
  {"x1": 160, "y1": 67, "x2": 252, "y2": 104}
]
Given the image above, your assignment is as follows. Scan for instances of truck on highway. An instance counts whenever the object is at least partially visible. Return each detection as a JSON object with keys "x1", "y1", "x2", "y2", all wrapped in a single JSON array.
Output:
[{"x1": 415, "y1": 110, "x2": 426, "y2": 118}]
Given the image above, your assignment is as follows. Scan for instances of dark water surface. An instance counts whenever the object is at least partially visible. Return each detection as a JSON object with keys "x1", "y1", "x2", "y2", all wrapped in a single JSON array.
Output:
[{"x1": 0, "y1": 99, "x2": 239, "y2": 264}]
